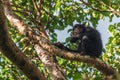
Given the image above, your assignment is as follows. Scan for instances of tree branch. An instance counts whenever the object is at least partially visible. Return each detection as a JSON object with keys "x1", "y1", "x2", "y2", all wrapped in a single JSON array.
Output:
[
  {"x1": 32, "y1": 0, "x2": 48, "y2": 38},
  {"x1": 99, "y1": 0, "x2": 120, "y2": 16},
  {"x1": 80, "y1": 0, "x2": 120, "y2": 16},
  {"x1": 34, "y1": 44, "x2": 65, "y2": 80},
  {"x1": 80, "y1": 0, "x2": 111, "y2": 12},
  {"x1": 0, "y1": 1, "x2": 46, "y2": 80},
  {"x1": 3, "y1": 0, "x2": 117, "y2": 79},
  {"x1": 3, "y1": 0, "x2": 65, "y2": 79},
  {"x1": 32, "y1": 0, "x2": 40, "y2": 16}
]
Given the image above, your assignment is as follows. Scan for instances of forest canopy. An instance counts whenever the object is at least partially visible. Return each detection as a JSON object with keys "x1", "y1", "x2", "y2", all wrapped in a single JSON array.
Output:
[{"x1": 0, "y1": 0, "x2": 120, "y2": 80}]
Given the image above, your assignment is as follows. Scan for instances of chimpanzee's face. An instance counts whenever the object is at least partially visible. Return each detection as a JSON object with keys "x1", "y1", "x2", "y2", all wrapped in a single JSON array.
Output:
[{"x1": 70, "y1": 26, "x2": 84, "y2": 43}]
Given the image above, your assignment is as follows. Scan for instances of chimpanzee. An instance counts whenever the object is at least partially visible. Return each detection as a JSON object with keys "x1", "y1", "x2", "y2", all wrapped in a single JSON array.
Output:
[{"x1": 55, "y1": 24, "x2": 103, "y2": 58}]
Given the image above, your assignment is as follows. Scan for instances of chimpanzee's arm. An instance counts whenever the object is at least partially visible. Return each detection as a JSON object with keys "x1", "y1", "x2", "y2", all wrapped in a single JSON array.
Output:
[{"x1": 54, "y1": 42, "x2": 78, "y2": 52}]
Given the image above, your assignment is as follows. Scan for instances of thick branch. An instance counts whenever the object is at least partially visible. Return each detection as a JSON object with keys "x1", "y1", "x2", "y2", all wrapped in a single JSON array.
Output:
[
  {"x1": 3, "y1": 0, "x2": 116, "y2": 78},
  {"x1": 0, "y1": 1, "x2": 46, "y2": 80},
  {"x1": 3, "y1": 0, "x2": 65, "y2": 79},
  {"x1": 34, "y1": 44, "x2": 65, "y2": 80}
]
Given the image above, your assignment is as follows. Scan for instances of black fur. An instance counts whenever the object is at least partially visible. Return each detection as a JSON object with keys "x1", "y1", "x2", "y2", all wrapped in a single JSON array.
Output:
[{"x1": 55, "y1": 24, "x2": 103, "y2": 58}]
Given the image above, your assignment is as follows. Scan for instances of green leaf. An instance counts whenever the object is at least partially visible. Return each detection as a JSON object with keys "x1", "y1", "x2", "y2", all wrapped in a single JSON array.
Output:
[
  {"x1": 55, "y1": 0, "x2": 61, "y2": 11},
  {"x1": 108, "y1": 25, "x2": 114, "y2": 32}
]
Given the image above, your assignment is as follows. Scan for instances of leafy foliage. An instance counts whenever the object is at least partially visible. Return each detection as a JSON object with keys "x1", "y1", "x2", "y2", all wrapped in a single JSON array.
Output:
[
  {"x1": 1, "y1": 0, "x2": 120, "y2": 80},
  {"x1": 105, "y1": 23, "x2": 120, "y2": 71}
]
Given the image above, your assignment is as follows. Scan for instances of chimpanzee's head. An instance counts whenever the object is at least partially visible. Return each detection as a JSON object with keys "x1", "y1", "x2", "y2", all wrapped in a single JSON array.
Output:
[{"x1": 70, "y1": 24, "x2": 86, "y2": 43}]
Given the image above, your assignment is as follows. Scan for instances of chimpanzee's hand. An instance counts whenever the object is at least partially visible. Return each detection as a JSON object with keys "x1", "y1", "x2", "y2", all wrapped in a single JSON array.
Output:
[{"x1": 54, "y1": 42, "x2": 67, "y2": 50}]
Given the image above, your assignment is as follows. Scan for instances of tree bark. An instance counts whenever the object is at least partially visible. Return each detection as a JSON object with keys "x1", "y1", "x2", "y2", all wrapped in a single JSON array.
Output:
[
  {"x1": 3, "y1": 0, "x2": 66, "y2": 79},
  {"x1": 2, "y1": 0, "x2": 117, "y2": 79},
  {"x1": 0, "y1": 0, "x2": 46, "y2": 80}
]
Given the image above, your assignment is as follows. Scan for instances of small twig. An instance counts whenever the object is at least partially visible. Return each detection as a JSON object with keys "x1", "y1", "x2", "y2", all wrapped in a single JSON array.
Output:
[
  {"x1": 99, "y1": 0, "x2": 120, "y2": 16},
  {"x1": 32, "y1": 0, "x2": 40, "y2": 16},
  {"x1": 80, "y1": 0, "x2": 112, "y2": 12},
  {"x1": 32, "y1": 0, "x2": 48, "y2": 38}
]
